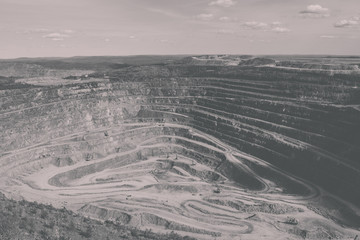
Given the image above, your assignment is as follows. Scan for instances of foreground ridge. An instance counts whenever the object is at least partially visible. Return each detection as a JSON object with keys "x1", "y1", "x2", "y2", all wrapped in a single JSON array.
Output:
[{"x1": 0, "y1": 192, "x2": 195, "y2": 240}]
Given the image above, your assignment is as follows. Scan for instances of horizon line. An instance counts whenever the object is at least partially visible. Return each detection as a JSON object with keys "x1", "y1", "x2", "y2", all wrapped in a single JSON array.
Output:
[{"x1": 1, "y1": 53, "x2": 360, "y2": 61}]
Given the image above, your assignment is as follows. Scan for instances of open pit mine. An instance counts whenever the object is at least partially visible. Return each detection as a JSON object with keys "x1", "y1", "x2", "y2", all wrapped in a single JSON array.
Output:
[{"x1": 1, "y1": 55, "x2": 360, "y2": 239}]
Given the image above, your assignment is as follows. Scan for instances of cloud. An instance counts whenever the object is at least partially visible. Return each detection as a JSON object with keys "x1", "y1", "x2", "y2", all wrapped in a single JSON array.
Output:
[
  {"x1": 272, "y1": 27, "x2": 290, "y2": 33},
  {"x1": 104, "y1": 38, "x2": 110, "y2": 42},
  {"x1": 147, "y1": 8, "x2": 184, "y2": 19},
  {"x1": 43, "y1": 33, "x2": 68, "y2": 38},
  {"x1": 218, "y1": 16, "x2": 237, "y2": 22},
  {"x1": 219, "y1": 16, "x2": 230, "y2": 22},
  {"x1": 215, "y1": 29, "x2": 236, "y2": 35},
  {"x1": 300, "y1": 4, "x2": 330, "y2": 18},
  {"x1": 302, "y1": 5, "x2": 328, "y2": 14},
  {"x1": 243, "y1": 21, "x2": 268, "y2": 29},
  {"x1": 242, "y1": 21, "x2": 290, "y2": 33},
  {"x1": 42, "y1": 32, "x2": 70, "y2": 41},
  {"x1": 25, "y1": 28, "x2": 50, "y2": 34},
  {"x1": 334, "y1": 18, "x2": 359, "y2": 28},
  {"x1": 129, "y1": 35, "x2": 136, "y2": 39},
  {"x1": 197, "y1": 13, "x2": 214, "y2": 21},
  {"x1": 62, "y1": 29, "x2": 75, "y2": 34},
  {"x1": 26, "y1": 28, "x2": 75, "y2": 35},
  {"x1": 209, "y1": 0, "x2": 236, "y2": 7},
  {"x1": 320, "y1": 35, "x2": 337, "y2": 38}
]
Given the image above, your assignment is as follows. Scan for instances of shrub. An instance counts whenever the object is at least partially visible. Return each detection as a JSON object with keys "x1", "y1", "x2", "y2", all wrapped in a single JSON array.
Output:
[
  {"x1": 78, "y1": 225, "x2": 92, "y2": 238},
  {"x1": 40, "y1": 209, "x2": 48, "y2": 219}
]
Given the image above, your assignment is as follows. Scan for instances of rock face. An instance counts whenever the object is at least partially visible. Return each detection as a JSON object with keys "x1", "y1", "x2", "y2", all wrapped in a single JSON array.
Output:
[
  {"x1": 238, "y1": 57, "x2": 276, "y2": 66},
  {"x1": 1, "y1": 55, "x2": 360, "y2": 239}
]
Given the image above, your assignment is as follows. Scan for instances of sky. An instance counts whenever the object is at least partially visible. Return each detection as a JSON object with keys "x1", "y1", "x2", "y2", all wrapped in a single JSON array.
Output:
[{"x1": 0, "y1": 0, "x2": 359, "y2": 58}]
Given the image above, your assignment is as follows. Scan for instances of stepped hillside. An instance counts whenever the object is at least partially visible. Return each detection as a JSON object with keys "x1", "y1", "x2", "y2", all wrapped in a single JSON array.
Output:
[{"x1": 1, "y1": 55, "x2": 360, "y2": 239}]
